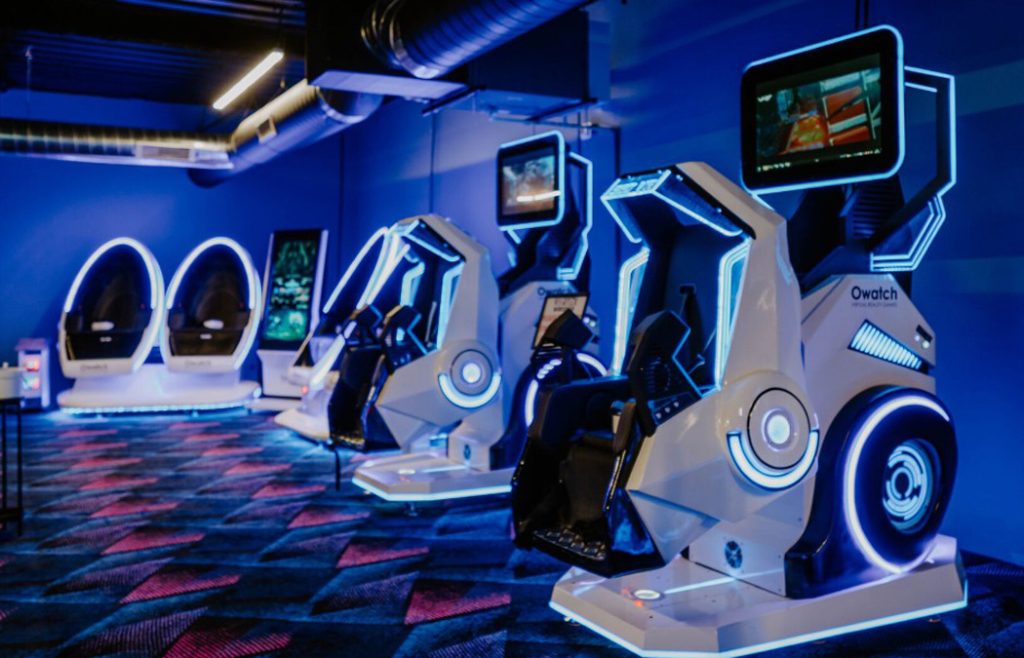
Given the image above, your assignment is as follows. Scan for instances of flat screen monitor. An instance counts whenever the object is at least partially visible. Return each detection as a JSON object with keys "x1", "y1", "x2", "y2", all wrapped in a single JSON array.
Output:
[
  {"x1": 497, "y1": 132, "x2": 565, "y2": 228},
  {"x1": 741, "y1": 26, "x2": 904, "y2": 193},
  {"x1": 260, "y1": 229, "x2": 327, "y2": 350},
  {"x1": 533, "y1": 293, "x2": 588, "y2": 347}
]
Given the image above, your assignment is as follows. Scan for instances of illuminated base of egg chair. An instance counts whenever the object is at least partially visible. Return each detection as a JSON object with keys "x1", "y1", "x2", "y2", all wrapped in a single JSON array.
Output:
[{"x1": 58, "y1": 364, "x2": 260, "y2": 414}]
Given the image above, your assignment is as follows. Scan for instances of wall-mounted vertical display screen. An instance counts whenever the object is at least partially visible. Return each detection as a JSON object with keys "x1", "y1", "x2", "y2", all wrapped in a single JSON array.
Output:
[
  {"x1": 260, "y1": 229, "x2": 326, "y2": 349},
  {"x1": 741, "y1": 26, "x2": 903, "y2": 192},
  {"x1": 497, "y1": 133, "x2": 565, "y2": 227}
]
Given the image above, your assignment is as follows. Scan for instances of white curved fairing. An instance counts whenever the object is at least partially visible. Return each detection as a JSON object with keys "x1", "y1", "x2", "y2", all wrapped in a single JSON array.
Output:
[{"x1": 58, "y1": 238, "x2": 165, "y2": 378}]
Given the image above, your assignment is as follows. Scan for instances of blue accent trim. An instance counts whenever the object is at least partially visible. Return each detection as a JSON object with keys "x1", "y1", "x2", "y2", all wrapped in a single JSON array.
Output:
[
  {"x1": 438, "y1": 370, "x2": 501, "y2": 409},
  {"x1": 849, "y1": 321, "x2": 925, "y2": 370},
  {"x1": 714, "y1": 241, "x2": 750, "y2": 385},
  {"x1": 322, "y1": 227, "x2": 390, "y2": 313},
  {"x1": 61, "y1": 390, "x2": 260, "y2": 415},
  {"x1": 843, "y1": 394, "x2": 950, "y2": 573},
  {"x1": 870, "y1": 68, "x2": 956, "y2": 272},
  {"x1": 727, "y1": 428, "x2": 819, "y2": 490},
  {"x1": 557, "y1": 152, "x2": 594, "y2": 281},
  {"x1": 611, "y1": 248, "x2": 649, "y2": 374}
]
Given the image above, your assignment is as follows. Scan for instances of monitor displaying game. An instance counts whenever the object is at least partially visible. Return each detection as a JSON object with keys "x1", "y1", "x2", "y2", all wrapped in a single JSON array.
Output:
[
  {"x1": 498, "y1": 133, "x2": 565, "y2": 227},
  {"x1": 260, "y1": 229, "x2": 327, "y2": 349},
  {"x1": 741, "y1": 26, "x2": 903, "y2": 192}
]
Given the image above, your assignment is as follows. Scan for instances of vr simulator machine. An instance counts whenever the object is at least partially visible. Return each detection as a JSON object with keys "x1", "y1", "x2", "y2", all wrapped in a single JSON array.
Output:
[
  {"x1": 511, "y1": 26, "x2": 965, "y2": 656},
  {"x1": 338, "y1": 132, "x2": 606, "y2": 501},
  {"x1": 58, "y1": 237, "x2": 263, "y2": 413},
  {"x1": 274, "y1": 228, "x2": 401, "y2": 440},
  {"x1": 254, "y1": 229, "x2": 329, "y2": 409}
]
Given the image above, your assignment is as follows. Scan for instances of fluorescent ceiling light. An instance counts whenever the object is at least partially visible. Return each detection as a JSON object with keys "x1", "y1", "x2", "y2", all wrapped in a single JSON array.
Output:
[{"x1": 212, "y1": 50, "x2": 284, "y2": 111}]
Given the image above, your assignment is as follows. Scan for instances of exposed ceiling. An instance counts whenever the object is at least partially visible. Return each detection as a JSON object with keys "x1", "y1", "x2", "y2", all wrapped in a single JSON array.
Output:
[{"x1": 1, "y1": 0, "x2": 308, "y2": 111}]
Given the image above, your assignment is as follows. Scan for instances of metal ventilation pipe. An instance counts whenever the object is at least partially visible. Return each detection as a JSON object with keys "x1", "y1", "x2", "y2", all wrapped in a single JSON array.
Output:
[
  {"x1": 0, "y1": 80, "x2": 381, "y2": 185},
  {"x1": 0, "y1": 119, "x2": 232, "y2": 169},
  {"x1": 190, "y1": 80, "x2": 382, "y2": 186},
  {"x1": 361, "y1": 0, "x2": 588, "y2": 80}
]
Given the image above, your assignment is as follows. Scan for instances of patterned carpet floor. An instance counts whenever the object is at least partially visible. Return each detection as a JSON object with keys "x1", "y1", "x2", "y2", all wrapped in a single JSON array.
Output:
[{"x1": 0, "y1": 409, "x2": 1021, "y2": 657}]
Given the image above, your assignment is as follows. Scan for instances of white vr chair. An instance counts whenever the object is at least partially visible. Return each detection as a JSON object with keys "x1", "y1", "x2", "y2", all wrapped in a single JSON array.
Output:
[
  {"x1": 274, "y1": 227, "x2": 398, "y2": 440},
  {"x1": 159, "y1": 237, "x2": 263, "y2": 407},
  {"x1": 58, "y1": 236, "x2": 262, "y2": 413},
  {"x1": 346, "y1": 131, "x2": 604, "y2": 501},
  {"x1": 512, "y1": 27, "x2": 965, "y2": 657},
  {"x1": 58, "y1": 237, "x2": 166, "y2": 409}
]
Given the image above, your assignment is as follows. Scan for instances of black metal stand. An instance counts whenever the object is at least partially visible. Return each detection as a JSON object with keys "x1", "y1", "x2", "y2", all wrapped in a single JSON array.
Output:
[{"x1": 0, "y1": 398, "x2": 24, "y2": 537}]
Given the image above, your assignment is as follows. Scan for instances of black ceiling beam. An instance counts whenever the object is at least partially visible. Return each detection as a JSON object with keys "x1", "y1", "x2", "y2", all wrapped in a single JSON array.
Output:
[{"x1": 4, "y1": 1, "x2": 306, "y2": 59}]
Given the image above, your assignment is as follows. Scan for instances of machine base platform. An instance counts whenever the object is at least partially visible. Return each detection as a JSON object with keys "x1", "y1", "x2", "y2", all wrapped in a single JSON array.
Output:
[
  {"x1": 274, "y1": 406, "x2": 329, "y2": 441},
  {"x1": 58, "y1": 365, "x2": 260, "y2": 414},
  {"x1": 251, "y1": 397, "x2": 302, "y2": 413},
  {"x1": 550, "y1": 535, "x2": 966, "y2": 657},
  {"x1": 353, "y1": 450, "x2": 513, "y2": 502}
]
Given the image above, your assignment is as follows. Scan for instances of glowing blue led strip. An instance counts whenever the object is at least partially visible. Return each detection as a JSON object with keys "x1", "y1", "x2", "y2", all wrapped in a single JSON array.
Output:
[
  {"x1": 611, "y1": 249, "x2": 650, "y2": 374},
  {"x1": 727, "y1": 428, "x2": 819, "y2": 490},
  {"x1": 870, "y1": 67, "x2": 954, "y2": 271},
  {"x1": 438, "y1": 371, "x2": 501, "y2": 409},
  {"x1": 550, "y1": 583, "x2": 966, "y2": 658},
  {"x1": 394, "y1": 220, "x2": 462, "y2": 263},
  {"x1": 843, "y1": 394, "x2": 949, "y2": 573},
  {"x1": 322, "y1": 227, "x2": 389, "y2": 313},
  {"x1": 557, "y1": 152, "x2": 594, "y2": 281},
  {"x1": 61, "y1": 389, "x2": 260, "y2": 416},
  {"x1": 400, "y1": 260, "x2": 426, "y2": 307},
  {"x1": 307, "y1": 335, "x2": 345, "y2": 389},
  {"x1": 849, "y1": 321, "x2": 924, "y2": 370},
  {"x1": 62, "y1": 237, "x2": 165, "y2": 374},
  {"x1": 524, "y1": 357, "x2": 562, "y2": 428},
  {"x1": 523, "y1": 353, "x2": 606, "y2": 426},
  {"x1": 64, "y1": 237, "x2": 163, "y2": 313},
  {"x1": 435, "y1": 263, "x2": 463, "y2": 347},
  {"x1": 163, "y1": 237, "x2": 261, "y2": 369},
  {"x1": 652, "y1": 189, "x2": 743, "y2": 238},
  {"x1": 167, "y1": 237, "x2": 259, "y2": 310},
  {"x1": 714, "y1": 241, "x2": 750, "y2": 386},
  {"x1": 744, "y1": 25, "x2": 906, "y2": 195},
  {"x1": 362, "y1": 240, "x2": 410, "y2": 308}
]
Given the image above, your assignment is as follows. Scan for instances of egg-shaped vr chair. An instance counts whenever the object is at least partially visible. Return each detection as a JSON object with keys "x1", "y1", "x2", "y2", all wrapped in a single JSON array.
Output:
[
  {"x1": 157, "y1": 237, "x2": 263, "y2": 407},
  {"x1": 57, "y1": 238, "x2": 166, "y2": 412}
]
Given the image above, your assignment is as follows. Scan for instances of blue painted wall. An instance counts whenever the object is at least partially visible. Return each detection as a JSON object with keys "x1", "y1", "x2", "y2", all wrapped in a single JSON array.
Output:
[
  {"x1": 335, "y1": 0, "x2": 1024, "y2": 564},
  {"x1": 338, "y1": 102, "x2": 621, "y2": 365},
  {"x1": 1, "y1": 0, "x2": 1021, "y2": 565},
  {"x1": 0, "y1": 90, "x2": 343, "y2": 385}
]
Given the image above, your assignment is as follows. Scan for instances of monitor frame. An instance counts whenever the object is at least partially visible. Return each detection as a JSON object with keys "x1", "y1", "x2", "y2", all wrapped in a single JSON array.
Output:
[
  {"x1": 497, "y1": 131, "x2": 567, "y2": 230},
  {"x1": 258, "y1": 228, "x2": 329, "y2": 352},
  {"x1": 740, "y1": 25, "x2": 905, "y2": 194}
]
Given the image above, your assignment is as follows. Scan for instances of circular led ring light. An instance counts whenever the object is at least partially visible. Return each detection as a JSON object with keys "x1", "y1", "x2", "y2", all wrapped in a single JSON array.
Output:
[
  {"x1": 729, "y1": 388, "x2": 818, "y2": 491},
  {"x1": 842, "y1": 394, "x2": 950, "y2": 573}
]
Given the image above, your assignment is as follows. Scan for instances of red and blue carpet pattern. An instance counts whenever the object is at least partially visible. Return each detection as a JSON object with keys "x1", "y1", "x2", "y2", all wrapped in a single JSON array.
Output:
[{"x1": 0, "y1": 410, "x2": 1020, "y2": 657}]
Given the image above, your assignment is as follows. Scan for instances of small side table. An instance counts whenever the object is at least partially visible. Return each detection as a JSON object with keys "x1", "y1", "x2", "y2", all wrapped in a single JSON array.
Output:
[{"x1": 0, "y1": 398, "x2": 23, "y2": 537}]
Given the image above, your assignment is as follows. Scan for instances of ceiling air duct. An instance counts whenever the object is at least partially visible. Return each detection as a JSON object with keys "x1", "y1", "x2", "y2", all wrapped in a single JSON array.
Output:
[{"x1": 361, "y1": 0, "x2": 588, "y2": 80}]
